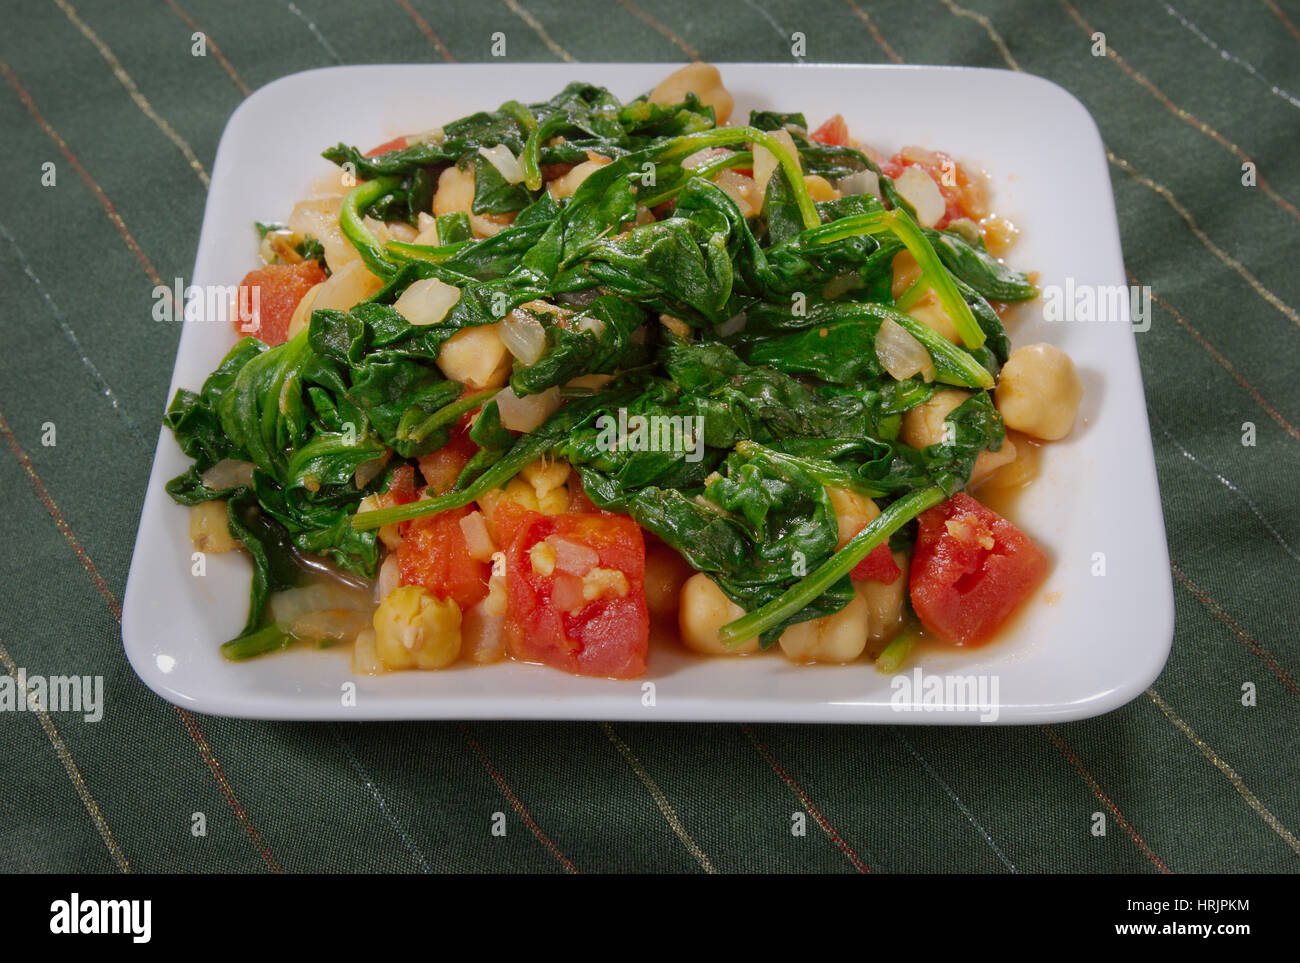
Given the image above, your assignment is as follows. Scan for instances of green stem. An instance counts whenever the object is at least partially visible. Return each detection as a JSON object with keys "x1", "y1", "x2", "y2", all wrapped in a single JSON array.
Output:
[
  {"x1": 657, "y1": 127, "x2": 818, "y2": 230},
  {"x1": 894, "y1": 277, "x2": 928, "y2": 311},
  {"x1": 351, "y1": 435, "x2": 551, "y2": 531},
  {"x1": 221, "y1": 624, "x2": 294, "y2": 661},
  {"x1": 399, "y1": 387, "x2": 498, "y2": 447},
  {"x1": 521, "y1": 114, "x2": 569, "y2": 192},
  {"x1": 340, "y1": 176, "x2": 401, "y2": 276},
  {"x1": 874, "y1": 626, "x2": 918, "y2": 674},
  {"x1": 386, "y1": 238, "x2": 472, "y2": 264},
  {"x1": 717, "y1": 485, "x2": 946, "y2": 647},
  {"x1": 638, "y1": 150, "x2": 754, "y2": 209},
  {"x1": 803, "y1": 209, "x2": 986, "y2": 350}
]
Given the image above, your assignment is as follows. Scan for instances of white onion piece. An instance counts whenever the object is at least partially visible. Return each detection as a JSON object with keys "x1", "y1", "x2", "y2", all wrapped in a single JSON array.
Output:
[
  {"x1": 550, "y1": 572, "x2": 586, "y2": 612},
  {"x1": 500, "y1": 309, "x2": 547, "y2": 365},
  {"x1": 290, "y1": 609, "x2": 372, "y2": 647},
  {"x1": 269, "y1": 583, "x2": 372, "y2": 628},
  {"x1": 201, "y1": 458, "x2": 255, "y2": 490},
  {"x1": 393, "y1": 278, "x2": 461, "y2": 326},
  {"x1": 546, "y1": 535, "x2": 599, "y2": 576},
  {"x1": 458, "y1": 511, "x2": 496, "y2": 562},
  {"x1": 478, "y1": 144, "x2": 525, "y2": 185},
  {"x1": 894, "y1": 166, "x2": 946, "y2": 228},
  {"x1": 376, "y1": 554, "x2": 400, "y2": 601},
  {"x1": 875, "y1": 318, "x2": 935, "y2": 383},
  {"x1": 682, "y1": 147, "x2": 727, "y2": 170},
  {"x1": 837, "y1": 169, "x2": 881, "y2": 198},
  {"x1": 461, "y1": 603, "x2": 505, "y2": 663},
  {"x1": 576, "y1": 315, "x2": 606, "y2": 339},
  {"x1": 750, "y1": 128, "x2": 797, "y2": 193},
  {"x1": 353, "y1": 452, "x2": 389, "y2": 491},
  {"x1": 496, "y1": 386, "x2": 560, "y2": 433}
]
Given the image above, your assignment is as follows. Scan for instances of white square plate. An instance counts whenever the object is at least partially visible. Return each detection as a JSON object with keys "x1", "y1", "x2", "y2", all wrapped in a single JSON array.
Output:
[{"x1": 123, "y1": 63, "x2": 1173, "y2": 722}]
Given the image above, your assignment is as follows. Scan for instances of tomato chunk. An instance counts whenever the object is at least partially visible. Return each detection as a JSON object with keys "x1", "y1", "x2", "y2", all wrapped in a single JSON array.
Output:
[
  {"x1": 879, "y1": 149, "x2": 985, "y2": 228},
  {"x1": 851, "y1": 543, "x2": 901, "y2": 584},
  {"x1": 365, "y1": 135, "x2": 409, "y2": 157},
  {"x1": 501, "y1": 509, "x2": 648, "y2": 678},
  {"x1": 811, "y1": 114, "x2": 849, "y2": 147},
  {"x1": 908, "y1": 493, "x2": 1048, "y2": 646},
  {"x1": 236, "y1": 261, "x2": 326, "y2": 346},
  {"x1": 398, "y1": 506, "x2": 490, "y2": 610}
]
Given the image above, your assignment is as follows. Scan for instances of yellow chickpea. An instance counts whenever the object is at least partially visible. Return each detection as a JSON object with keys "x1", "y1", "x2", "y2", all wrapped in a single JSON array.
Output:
[
  {"x1": 900, "y1": 389, "x2": 971, "y2": 449},
  {"x1": 777, "y1": 590, "x2": 870, "y2": 663},
  {"x1": 648, "y1": 62, "x2": 733, "y2": 124},
  {"x1": 679, "y1": 573, "x2": 759, "y2": 655},
  {"x1": 373, "y1": 585, "x2": 462, "y2": 670},
  {"x1": 994, "y1": 343, "x2": 1083, "y2": 440}
]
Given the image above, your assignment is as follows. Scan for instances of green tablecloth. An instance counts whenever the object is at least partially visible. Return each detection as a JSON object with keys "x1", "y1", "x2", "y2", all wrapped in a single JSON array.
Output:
[{"x1": 2, "y1": 0, "x2": 1297, "y2": 874}]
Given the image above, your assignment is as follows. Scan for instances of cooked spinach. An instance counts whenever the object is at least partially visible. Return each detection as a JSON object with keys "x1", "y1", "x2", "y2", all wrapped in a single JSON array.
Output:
[{"x1": 166, "y1": 76, "x2": 1037, "y2": 656}]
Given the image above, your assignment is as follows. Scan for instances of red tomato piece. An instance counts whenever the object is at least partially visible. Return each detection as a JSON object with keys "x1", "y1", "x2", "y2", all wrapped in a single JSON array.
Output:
[
  {"x1": 850, "y1": 543, "x2": 901, "y2": 584},
  {"x1": 502, "y1": 510, "x2": 648, "y2": 678},
  {"x1": 881, "y1": 149, "x2": 983, "y2": 229},
  {"x1": 388, "y1": 465, "x2": 417, "y2": 504},
  {"x1": 909, "y1": 493, "x2": 1048, "y2": 646},
  {"x1": 398, "y1": 506, "x2": 490, "y2": 609},
  {"x1": 365, "y1": 135, "x2": 409, "y2": 157},
  {"x1": 811, "y1": 114, "x2": 849, "y2": 147},
  {"x1": 236, "y1": 261, "x2": 326, "y2": 346}
]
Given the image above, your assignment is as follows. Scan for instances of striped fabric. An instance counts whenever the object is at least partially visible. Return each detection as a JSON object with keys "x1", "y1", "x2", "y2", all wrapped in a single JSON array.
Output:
[{"x1": 1, "y1": 0, "x2": 1296, "y2": 874}]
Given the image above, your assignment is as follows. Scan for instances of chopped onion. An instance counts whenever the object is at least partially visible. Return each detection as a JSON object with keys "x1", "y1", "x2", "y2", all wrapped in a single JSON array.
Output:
[
  {"x1": 550, "y1": 571, "x2": 586, "y2": 612},
  {"x1": 478, "y1": 144, "x2": 525, "y2": 185},
  {"x1": 837, "y1": 169, "x2": 881, "y2": 198},
  {"x1": 894, "y1": 166, "x2": 946, "y2": 228},
  {"x1": 682, "y1": 147, "x2": 728, "y2": 170},
  {"x1": 458, "y1": 511, "x2": 496, "y2": 562},
  {"x1": 461, "y1": 602, "x2": 505, "y2": 663},
  {"x1": 290, "y1": 609, "x2": 372, "y2": 647},
  {"x1": 576, "y1": 314, "x2": 606, "y2": 339},
  {"x1": 546, "y1": 535, "x2": 599, "y2": 576},
  {"x1": 269, "y1": 583, "x2": 372, "y2": 629},
  {"x1": 496, "y1": 385, "x2": 560, "y2": 433},
  {"x1": 500, "y1": 309, "x2": 547, "y2": 365},
  {"x1": 201, "y1": 458, "x2": 255, "y2": 490},
  {"x1": 750, "y1": 128, "x2": 797, "y2": 193},
  {"x1": 875, "y1": 318, "x2": 935, "y2": 382},
  {"x1": 393, "y1": 277, "x2": 461, "y2": 326},
  {"x1": 376, "y1": 554, "x2": 400, "y2": 601}
]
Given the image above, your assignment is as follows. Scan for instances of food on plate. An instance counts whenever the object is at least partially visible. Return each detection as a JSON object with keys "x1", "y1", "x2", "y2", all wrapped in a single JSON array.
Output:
[{"x1": 164, "y1": 64, "x2": 1080, "y2": 678}]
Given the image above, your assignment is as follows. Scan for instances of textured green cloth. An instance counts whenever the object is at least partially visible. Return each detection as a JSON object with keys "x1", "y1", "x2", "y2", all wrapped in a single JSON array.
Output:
[{"x1": 1, "y1": 0, "x2": 1297, "y2": 874}]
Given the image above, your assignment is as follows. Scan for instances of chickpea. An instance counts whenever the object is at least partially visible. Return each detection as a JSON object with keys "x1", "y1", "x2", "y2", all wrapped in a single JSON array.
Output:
[
  {"x1": 288, "y1": 194, "x2": 357, "y2": 273},
  {"x1": 548, "y1": 157, "x2": 610, "y2": 199},
  {"x1": 644, "y1": 543, "x2": 693, "y2": 620},
  {"x1": 373, "y1": 584, "x2": 462, "y2": 670},
  {"x1": 900, "y1": 388, "x2": 971, "y2": 449},
  {"x1": 679, "y1": 573, "x2": 759, "y2": 655},
  {"x1": 969, "y1": 437, "x2": 1018, "y2": 486},
  {"x1": 189, "y1": 500, "x2": 236, "y2": 553},
  {"x1": 435, "y1": 323, "x2": 512, "y2": 390},
  {"x1": 994, "y1": 343, "x2": 1083, "y2": 441},
  {"x1": 778, "y1": 590, "x2": 870, "y2": 663},
  {"x1": 433, "y1": 164, "x2": 475, "y2": 216},
  {"x1": 520, "y1": 458, "x2": 571, "y2": 498},
  {"x1": 825, "y1": 486, "x2": 880, "y2": 548},
  {"x1": 804, "y1": 175, "x2": 841, "y2": 202},
  {"x1": 311, "y1": 259, "x2": 385, "y2": 313},
  {"x1": 859, "y1": 557, "x2": 907, "y2": 644},
  {"x1": 649, "y1": 62, "x2": 734, "y2": 124}
]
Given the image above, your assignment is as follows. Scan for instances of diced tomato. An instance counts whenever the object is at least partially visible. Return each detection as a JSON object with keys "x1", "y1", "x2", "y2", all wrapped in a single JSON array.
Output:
[
  {"x1": 365, "y1": 135, "x2": 409, "y2": 157},
  {"x1": 851, "y1": 543, "x2": 901, "y2": 584},
  {"x1": 236, "y1": 261, "x2": 326, "y2": 346},
  {"x1": 398, "y1": 506, "x2": 490, "y2": 609},
  {"x1": 908, "y1": 493, "x2": 1048, "y2": 646},
  {"x1": 502, "y1": 510, "x2": 648, "y2": 678},
  {"x1": 811, "y1": 114, "x2": 849, "y2": 147},
  {"x1": 881, "y1": 148, "x2": 986, "y2": 229}
]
